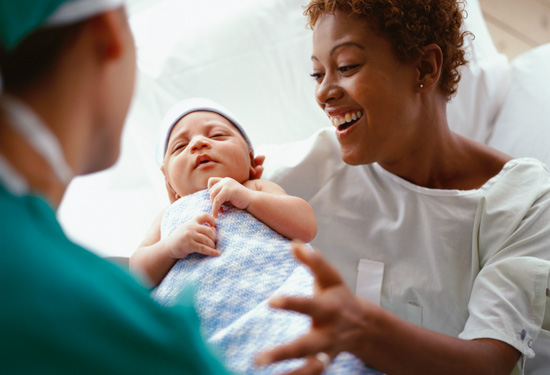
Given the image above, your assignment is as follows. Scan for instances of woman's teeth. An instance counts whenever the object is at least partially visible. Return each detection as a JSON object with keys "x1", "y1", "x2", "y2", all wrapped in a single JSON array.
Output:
[{"x1": 331, "y1": 111, "x2": 362, "y2": 127}]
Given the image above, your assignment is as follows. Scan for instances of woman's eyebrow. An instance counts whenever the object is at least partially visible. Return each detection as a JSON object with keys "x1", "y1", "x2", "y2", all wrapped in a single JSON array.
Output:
[{"x1": 311, "y1": 41, "x2": 365, "y2": 61}]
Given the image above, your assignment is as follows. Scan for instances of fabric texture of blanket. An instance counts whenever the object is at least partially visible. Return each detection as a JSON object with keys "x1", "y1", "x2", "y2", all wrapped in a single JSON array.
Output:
[{"x1": 152, "y1": 189, "x2": 380, "y2": 375}]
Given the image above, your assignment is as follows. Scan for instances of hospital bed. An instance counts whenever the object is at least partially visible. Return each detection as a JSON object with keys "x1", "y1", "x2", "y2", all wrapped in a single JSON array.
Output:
[{"x1": 57, "y1": 0, "x2": 550, "y2": 373}]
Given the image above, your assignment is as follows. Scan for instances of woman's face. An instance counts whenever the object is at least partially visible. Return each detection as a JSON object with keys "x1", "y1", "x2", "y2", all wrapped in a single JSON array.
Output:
[
  {"x1": 311, "y1": 10, "x2": 421, "y2": 166},
  {"x1": 163, "y1": 111, "x2": 252, "y2": 199}
]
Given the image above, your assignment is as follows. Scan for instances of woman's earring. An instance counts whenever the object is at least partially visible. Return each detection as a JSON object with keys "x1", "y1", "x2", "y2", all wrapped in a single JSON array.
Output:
[{"x1": 419, "y1": 83, "x2": 424, "y2": 89}]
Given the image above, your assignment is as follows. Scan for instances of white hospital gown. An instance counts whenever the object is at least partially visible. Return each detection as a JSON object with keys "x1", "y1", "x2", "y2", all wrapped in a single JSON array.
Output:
[
  {"x1": 152, "y1": 189, "x2": 381, "y2": 375},
  {"x1": 281, "y1": 146, "x2": 550, "y2": 373}
]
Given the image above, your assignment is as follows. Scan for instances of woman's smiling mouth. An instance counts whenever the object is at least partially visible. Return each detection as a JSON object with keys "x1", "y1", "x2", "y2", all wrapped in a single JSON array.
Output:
[{"x1": 329, "y1": 111, "x2": 363, "y2": 131}]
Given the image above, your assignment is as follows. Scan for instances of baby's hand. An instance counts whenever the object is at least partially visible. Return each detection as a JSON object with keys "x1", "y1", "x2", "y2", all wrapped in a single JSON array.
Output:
[
  {"x1": 166, "y1": 213, "x2": 219, "y2": 259},
  {"x1": 208, "y1": 177, "x2": 252, "y2": 218}
]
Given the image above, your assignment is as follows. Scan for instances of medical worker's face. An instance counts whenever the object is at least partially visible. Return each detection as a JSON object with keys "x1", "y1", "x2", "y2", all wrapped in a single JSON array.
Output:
[
  {"x1": 311, "y1": 10, "x2": 420, "y2": 166},
  {"x1": 162, "y1": 111, "x2": 253, "y2": 199},
  {"x1": 88, "y1": 8, "x2": 137, "y2": 174}
]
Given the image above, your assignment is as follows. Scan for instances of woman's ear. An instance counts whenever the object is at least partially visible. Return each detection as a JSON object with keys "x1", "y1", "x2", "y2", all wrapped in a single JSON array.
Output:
[
  {"x1": 160, "y1": 165, "x2": 179, "y2": 203},
  {"x1": 416, "y1": 43, "x2": 443, "y2": 91}
]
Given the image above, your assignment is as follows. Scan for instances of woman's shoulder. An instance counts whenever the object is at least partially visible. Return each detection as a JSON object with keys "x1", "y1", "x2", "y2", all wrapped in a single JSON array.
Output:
[
  {"x1": 476, "y1": 158, "x2": 550, "y2": 210},
  {"x1": 491, "y1": 157, "x2": 549, "y2": 192},
  {"x1": 477, "y1": 158, "x2": 550, "y2": 264}
]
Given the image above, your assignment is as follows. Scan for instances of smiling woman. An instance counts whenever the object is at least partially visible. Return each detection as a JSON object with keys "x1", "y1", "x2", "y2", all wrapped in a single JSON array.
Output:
[
  {"x1": 307, "y1": 5, "x2": 507, "y2": 186},
  {"x1": 254, "y1": 1, "x2": 550, "y2": 375}
]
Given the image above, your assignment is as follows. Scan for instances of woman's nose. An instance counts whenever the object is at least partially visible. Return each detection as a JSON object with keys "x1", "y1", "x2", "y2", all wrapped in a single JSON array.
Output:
[{"x1": 315, "y1": 74, "x2": 343, "y2": 105}]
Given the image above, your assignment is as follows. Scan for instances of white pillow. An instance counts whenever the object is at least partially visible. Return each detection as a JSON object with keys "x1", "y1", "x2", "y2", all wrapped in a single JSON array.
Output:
[
  {"x1": 446, "y1": 0, "x2": 510, "y2": 143},
  {"x1": 487, "y1": 43, "x2": 550, "y2": 167},
  {"x1": 130, "y1": 0, "x2": 324, "y2": 148}
]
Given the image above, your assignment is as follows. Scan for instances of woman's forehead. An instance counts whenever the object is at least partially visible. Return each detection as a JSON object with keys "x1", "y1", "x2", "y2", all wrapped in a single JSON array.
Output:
[
  {"x1": 313, "y1": 11, "x2": 373, "y2": 49},
  {"x1": 312, "y1": 10, "x2": 394, "y2": 61}
]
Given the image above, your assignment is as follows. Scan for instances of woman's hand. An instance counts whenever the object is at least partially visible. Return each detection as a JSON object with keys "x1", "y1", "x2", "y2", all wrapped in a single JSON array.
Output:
[
  {"x1": 208, "y1": 177, "x2": 253, "y2": 218},
  {"x1": 166, "y1": 213, "x2": 219, "y2": 259},
  {"x1": 256, "y1": 243, "x2": 522, "y2": 375},
  {"x1": 255, "y1": 242, "x2": 375, "y2": 375}
]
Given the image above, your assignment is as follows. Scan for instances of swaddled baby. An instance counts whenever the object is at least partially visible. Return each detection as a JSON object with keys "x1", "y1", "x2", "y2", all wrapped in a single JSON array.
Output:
[{"x1": 130, "y1": 98, "x2": 380, "y2": 375}]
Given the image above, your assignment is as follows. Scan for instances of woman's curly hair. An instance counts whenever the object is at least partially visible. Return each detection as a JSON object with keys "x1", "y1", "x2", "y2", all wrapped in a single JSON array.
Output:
[{"x1": 304, "y1": 0, "x2": 472, "y2": 100}]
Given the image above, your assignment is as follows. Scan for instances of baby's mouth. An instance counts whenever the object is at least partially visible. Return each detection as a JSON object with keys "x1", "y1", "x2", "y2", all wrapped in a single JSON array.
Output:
[
  {"x1": 330, "y1": 111, "x2": 363, "y2": 131},
  {"x1": 195, "y1": 154, "x2": 214, "y2": 168}
]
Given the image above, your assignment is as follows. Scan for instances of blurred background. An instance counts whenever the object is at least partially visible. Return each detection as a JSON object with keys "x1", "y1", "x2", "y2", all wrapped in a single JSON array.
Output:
[{"x1": 480, "y1": 0, "x2": 550, "y2": 59}]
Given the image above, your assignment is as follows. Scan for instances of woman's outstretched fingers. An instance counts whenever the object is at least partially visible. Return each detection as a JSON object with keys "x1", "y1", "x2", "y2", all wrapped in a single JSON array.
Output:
[
  {"x1": 291, "y1": 242, "x2": 343, "y2": 289},
  {"x1": 268, "y1": 295, "x2": 320, "y2": 318},
  {"x1": 257, "y1": 243, "x2": 367, "y2": 372},
  {"x1": 255, "y1": 328, "x2": 330, "y2": 367},
  {"x1": 280, "y1": 356, "x2": 329, "y2": 375}
]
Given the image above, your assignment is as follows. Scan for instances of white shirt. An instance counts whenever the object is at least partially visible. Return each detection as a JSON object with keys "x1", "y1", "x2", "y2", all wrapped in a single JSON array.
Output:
[{"x1": 262, "y1": 128, "x2": 550, "y2": 364}]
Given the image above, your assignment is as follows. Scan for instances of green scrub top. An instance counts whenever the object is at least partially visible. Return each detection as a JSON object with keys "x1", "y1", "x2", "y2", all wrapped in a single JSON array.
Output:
[{"x1": 0, "y1": 184, "x2": 232, "y2": 374}]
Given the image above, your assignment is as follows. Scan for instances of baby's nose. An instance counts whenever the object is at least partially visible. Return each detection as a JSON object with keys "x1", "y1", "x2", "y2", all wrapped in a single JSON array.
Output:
[{"x1": 190, "y1": 136, "x2": 210, "y2": 151}]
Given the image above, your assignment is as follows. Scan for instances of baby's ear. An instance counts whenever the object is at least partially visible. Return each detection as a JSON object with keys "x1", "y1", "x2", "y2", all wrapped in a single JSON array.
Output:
[
  {"x1": 249, "y1": 151, "x2": 265, "y2": 180},
  {"x1": 160, "y1": 165, "x2": 180, "y2": 203}
]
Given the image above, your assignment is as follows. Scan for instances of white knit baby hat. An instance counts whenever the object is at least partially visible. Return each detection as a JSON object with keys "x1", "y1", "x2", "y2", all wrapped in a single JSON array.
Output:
[{"x1": 156, "y1": 97, "x2": 253, "y2": 166}]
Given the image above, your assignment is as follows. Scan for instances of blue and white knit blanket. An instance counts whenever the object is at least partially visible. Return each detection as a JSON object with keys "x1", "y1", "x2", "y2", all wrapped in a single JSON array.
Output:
[{"x1": 152, "y1": 189, "x2": 380, "y2": 375}]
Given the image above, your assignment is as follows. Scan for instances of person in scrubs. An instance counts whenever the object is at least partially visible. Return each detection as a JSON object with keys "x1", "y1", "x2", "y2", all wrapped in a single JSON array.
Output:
[
  {"x1": 256, "y1": 1, "x2": 550, "y2": 374},
  {"x1": 0, "y1": 1, "x2": 231, "y2": 373}
]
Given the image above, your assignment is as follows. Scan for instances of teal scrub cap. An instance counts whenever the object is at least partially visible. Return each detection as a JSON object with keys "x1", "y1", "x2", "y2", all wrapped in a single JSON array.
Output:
[{"x1": 0, "y1": 0, "x2": 125, "y2": 51}]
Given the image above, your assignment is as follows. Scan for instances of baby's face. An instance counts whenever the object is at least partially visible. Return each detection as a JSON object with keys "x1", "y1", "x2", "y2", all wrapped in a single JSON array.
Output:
[{"x1": 163, "y1": 111, "x2": 252, "y2": 198}]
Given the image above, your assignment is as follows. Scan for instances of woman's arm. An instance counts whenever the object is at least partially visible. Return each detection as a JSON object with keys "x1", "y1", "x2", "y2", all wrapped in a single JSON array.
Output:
[
  {"x1": 208, "y1": 177, "x2": 317, "y2": 243},
  {"x1": 130, "y1": 209, "x2": 218, "y2": 286},
  {"x1": 256, "y1": 243, "x2": 520, "y2": 375}
]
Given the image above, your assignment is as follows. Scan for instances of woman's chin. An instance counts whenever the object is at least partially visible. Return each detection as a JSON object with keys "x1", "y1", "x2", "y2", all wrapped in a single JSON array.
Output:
[{"x1": 340, "y1": 149, "x2": 367, "y2": 166}]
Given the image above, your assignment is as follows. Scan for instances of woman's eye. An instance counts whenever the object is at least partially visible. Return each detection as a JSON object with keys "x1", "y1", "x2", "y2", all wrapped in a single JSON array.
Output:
[
  {"x1": 339, "y1": 64, "x2": 359, "y2": 73},
  {"x1": 309, "y1": 72, "x2": 323, "y2": 82}
]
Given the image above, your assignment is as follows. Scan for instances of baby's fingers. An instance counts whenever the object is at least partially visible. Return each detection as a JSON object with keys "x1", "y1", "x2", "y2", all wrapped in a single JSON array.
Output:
[
  {"x1": 190, "y1": 230, "x2": 219, "y2": 256},
  {"x1": 194, "y1": 213, "x2": 216, "y2": 227},
  {"x1": 210, "y1": 193, "x2": 226, "y2": 219},
  {"x1": 194, "y1": 243, "x2": 220, "y2": 257},
  {"x1": 208, "y1": 177, "x2": 222, "y2": 190}
]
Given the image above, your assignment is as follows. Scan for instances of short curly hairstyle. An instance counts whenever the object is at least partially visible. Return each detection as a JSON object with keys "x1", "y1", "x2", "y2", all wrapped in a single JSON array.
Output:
[{"x1": 304, "y1": 0, "x2": 472, "y2": 100}]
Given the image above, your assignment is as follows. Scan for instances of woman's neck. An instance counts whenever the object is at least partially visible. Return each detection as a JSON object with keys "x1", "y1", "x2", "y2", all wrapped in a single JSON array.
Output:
[{"x1": 377, "y1": 103, "x2": 510, "y2": 190}]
